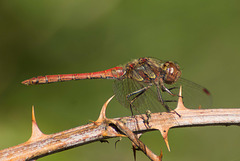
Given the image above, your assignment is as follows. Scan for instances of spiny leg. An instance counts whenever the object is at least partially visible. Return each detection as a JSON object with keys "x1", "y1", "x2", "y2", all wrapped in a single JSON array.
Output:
[
  {"x1": 162, "y1": 87, "x2": 178, "y2": 103},
  {"x1": 164, "y1": 100, "x2": 177, "y2": 102},
  {"x1": 126, "y1": 85, "x2": 152, "y2": 116},
  {"x1": 161, "y1": 85, "x2": 183, "y2": 99},
  {"x1": 156, "y1": 83, "x2": 171, "y2": 112},
  {"x1": 162, "y1": 86, "x2": 178, "y2": 93},
  {"x1": 157, "y1": 78, "x2": 181, "y2": 113},
  {"x1": 164, "y1": 85, "x2": 179, "y2": 102},
  {"x1": 157, "y1": 85, "x2": 181, "y2": 117},
  {"x1": 160, "y1": 84, "x2": 176, "y2": 96}
]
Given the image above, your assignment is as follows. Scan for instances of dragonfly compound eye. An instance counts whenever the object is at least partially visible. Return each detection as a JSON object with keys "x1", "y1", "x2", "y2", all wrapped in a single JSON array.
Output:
[{"x1": 163, "y1": 62, "x2": 181, "y2": 84}]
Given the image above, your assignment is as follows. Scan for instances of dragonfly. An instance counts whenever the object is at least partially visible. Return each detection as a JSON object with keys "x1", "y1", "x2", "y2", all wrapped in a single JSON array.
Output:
[{"x1": 22, "y1": 57, "x2": 211, "y2": 115}]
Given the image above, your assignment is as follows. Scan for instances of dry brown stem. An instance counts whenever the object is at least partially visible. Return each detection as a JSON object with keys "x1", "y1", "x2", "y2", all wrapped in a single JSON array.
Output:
[{"x1": 0, "y1": 87, "x2": 240, "y2": 161}]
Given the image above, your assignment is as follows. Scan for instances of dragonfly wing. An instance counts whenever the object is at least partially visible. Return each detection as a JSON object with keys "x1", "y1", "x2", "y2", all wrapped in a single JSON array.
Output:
[
  {"x1": 113, "y1": 77, "x2": 212, "y2": 115},
  {"x1": 164, "y1": 78, "x2": 212, "y2": 109},
  {"x1": 113, "y1": 78, "x2": 178, "y2": 115}
]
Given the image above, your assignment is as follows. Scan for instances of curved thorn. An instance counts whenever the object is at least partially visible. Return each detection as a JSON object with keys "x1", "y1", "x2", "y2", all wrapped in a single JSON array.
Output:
[
  {"x1": 95, "y1": 95, "x2": 115, "y2": 125},
  {"x1": 28, "y1": 106, "x2": 45, "y2": 142}
]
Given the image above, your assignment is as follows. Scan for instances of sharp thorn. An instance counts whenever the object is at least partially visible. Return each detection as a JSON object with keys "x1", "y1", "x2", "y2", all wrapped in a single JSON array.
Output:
[
  {"x1": 159, "y1": 149, "x2": 163, "y2": 161},
  {"x1": 164, "y1": 136, "x2": 171, "y2": 152},
  {"x1": 32, "y1": 105, "x2": 37, "y2": 123},
  {"x1": 154, "y1": 127, "x2": 171, "y2": 152},
  {"x1": 132, "y1": 142, "x2": 137, "y2": 161},
  {"x1": 179, "y1": 85, "x2": 183, "y2": 97},
  {"x1": 176, "y1": 85, "x2": 188, "y2": 110},
  {"x1": 28, "y1": 106, "x2": 45, "y2": 141},
  {"x1": 198, "y1": 105, "x2": 202, "y2": 109},
  {"x1": 95, "y1": 95, "x2": 115, "y2": 125},
  {"x1": 160, "y1": 128, "x2": 171, "y2": 151}
]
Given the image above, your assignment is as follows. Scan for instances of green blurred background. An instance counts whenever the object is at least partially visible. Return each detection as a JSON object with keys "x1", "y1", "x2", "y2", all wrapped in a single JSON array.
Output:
[{"x1": 0, "y1": 0, "x2": 240, "y2": 161}]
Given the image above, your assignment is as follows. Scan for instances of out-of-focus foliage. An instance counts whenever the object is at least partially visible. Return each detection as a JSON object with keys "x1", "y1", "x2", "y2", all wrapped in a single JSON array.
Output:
[{"x1": 0, "y1": 0, "x2": 239, "y2": 161}]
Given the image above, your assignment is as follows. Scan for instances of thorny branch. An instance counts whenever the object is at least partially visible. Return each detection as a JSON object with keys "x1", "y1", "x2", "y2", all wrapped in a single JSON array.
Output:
[{"x1": 0, "y1": 87, "x2": 240, "y2": 161}]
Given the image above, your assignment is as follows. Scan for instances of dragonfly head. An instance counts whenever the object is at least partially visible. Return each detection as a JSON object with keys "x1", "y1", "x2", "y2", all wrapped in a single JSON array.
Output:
[{"x1": 163, "y1": 61, "x2": 181, "y2": 84}]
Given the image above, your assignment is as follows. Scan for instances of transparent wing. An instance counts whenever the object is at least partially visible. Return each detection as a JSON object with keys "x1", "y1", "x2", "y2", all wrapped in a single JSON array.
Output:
[
  {"x1": 113, "y1": 78, "x2": 178, "y2": 115},
  {"x1": 164, "y1": 78, "x2": 212, "y2": 109},
  {"x1": 113, "y1": 77, "x2": 212, "y2": 115}
]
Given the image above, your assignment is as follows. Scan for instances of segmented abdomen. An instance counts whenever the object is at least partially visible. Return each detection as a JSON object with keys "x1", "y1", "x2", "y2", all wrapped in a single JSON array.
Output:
[{"x1": 22, "y1": 67, "x2": 124, "y2": 85}]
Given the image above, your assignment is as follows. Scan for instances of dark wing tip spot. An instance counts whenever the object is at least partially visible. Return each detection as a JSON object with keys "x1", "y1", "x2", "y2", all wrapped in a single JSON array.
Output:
[{"x1": 203, "y1": 88, "x2": 211, "y2": 95}]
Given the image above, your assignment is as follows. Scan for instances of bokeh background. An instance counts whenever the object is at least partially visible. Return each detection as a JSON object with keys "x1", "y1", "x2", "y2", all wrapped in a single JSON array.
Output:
[{"x1": 1, "y1": 0, "x2": 240, "y2": 161}]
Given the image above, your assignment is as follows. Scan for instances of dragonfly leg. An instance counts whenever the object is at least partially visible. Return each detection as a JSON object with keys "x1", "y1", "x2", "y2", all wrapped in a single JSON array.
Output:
[
  {"x1": 156, "y1": 84, "x2": 181, "y2": 117},
  {"x1": 157, "y1": 77, "x2": 177, "y2": 96},
  {"x1": 163, "y1": 86, "x2": 178, "y2": 92},
  {"x1": 156, "y1": 84, "x2": 171, "y2": 112},
  {"x1": 164, "y1": 100, "x2": 177, "y2": 102},
  {"x1": 161, "y1": 85, "x2": 176, "y2": 96},
  {"x1": 126, "y1": 85, "x2": 152, "y2": 115}
]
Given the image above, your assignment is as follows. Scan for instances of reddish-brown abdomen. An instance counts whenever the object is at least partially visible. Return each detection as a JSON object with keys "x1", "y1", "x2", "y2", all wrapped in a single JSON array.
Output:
[{"x1": 21, "y1": 67, "x2": 124, "y2": 85}]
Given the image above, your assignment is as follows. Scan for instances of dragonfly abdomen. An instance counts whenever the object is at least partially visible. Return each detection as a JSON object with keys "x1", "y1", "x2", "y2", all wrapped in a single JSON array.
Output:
[{"x1": 21, "y1": 67, "x2": 124, "y2": 85}]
